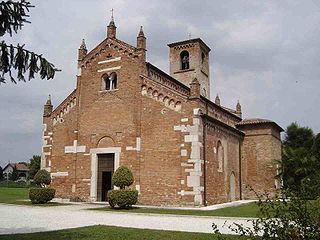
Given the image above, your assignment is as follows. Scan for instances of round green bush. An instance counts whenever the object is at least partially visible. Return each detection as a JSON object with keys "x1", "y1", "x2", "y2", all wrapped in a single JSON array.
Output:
[
  {"x1": 107, "y1": 189, "x2": 138, "y2": 208},
  {"x1": 112, "y1": 166, "x2": 134, "y2": 189},
  {"x1": 34, "y1": 169, "x2": 51, "y2": 186},
  {"x1": 29, "y1": 187, "x2": 56, "y2": 204}
]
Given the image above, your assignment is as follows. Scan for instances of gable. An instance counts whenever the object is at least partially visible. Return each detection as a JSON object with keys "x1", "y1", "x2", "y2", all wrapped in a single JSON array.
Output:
[{"x1": 77, "y1": 39, "x2": 146, "y2": 111}]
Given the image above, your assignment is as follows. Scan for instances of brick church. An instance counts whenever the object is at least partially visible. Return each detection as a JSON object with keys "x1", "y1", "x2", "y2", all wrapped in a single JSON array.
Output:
[{"x1": 41, "y1": 15, "x2": 283, "y2": 206}]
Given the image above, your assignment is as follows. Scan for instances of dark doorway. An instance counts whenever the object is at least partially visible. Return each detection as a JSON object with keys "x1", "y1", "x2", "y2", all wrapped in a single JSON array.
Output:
[
  {"x1": 101, "y1": 171, "x2": 112, "y2": 201},
  {"x1": 97, "y1": 153, "x2": 114, "y2": 201}
]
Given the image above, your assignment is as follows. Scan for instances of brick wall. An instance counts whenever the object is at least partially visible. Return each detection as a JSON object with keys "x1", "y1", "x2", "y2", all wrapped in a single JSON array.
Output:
[
  {"x1": 43, "y1": 26, "x2": 282, "y2": 206},
  {"x1": 238, "y1": 124, "x2": 282, "y2": 199}
]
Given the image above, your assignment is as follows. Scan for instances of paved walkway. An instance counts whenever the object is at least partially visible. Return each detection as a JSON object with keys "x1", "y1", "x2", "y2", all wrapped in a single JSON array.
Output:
[{"x1": 0, "y1": 203, "x2": 254, "y2": 235}]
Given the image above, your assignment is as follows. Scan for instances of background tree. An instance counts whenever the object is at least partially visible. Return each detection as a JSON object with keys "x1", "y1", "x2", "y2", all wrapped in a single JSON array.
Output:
[
  {"x1": 28, "y1": 155, "x2": 40, "y2": 179},
  {"x1": 0, "y1": 0, "x2": 59, "y2": 84},
  {"x1": 283, "y1": 122, "x2": 314, "y2": 150},
  {"x1": 312, "y1": 133, "x2": 320, "y2": 160},
  {"x1": 9, "y1": 165, "x2": 19, "y2": 181},
  {"x1": 281, "y1": 122, "x2": 320, "y2": 198}
]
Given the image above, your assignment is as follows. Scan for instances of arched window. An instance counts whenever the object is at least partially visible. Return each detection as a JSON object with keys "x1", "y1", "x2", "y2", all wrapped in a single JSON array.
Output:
[
  {"x1": 217, "y1": 141, "x2": 224, "y2": 172},
  {"x1": 180, "y1": 50, "x2": 189, "y2": 70},
  {"x1": 101, "y1": 72, "x2": 117, "y2": 91}
]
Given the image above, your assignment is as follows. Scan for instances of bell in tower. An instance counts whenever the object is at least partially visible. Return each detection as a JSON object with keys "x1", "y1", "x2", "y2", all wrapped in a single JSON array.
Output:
[{"x1": 167, "y1": 38, "x2": 211, "y2": 99}]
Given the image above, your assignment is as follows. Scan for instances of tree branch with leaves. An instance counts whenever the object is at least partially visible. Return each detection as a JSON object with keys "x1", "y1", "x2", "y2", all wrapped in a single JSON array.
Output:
[{"x1": 0, "y1": 0, "x2": 59, "y2": 84}]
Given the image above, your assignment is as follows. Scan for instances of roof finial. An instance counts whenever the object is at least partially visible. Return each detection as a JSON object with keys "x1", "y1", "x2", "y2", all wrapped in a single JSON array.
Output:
[
  {"x1": 138, "y1": 26, "x2": 145, "y2": 37},
  {"x1": 188, "y1": 33, "x2": 192, "y2": 40},
  {"x1": 45, "y1": 94, "x2": 52, "y2": 105},
  {"x1": 108, "y1": 8, "x2": 116, "y2": 27},
  {"x1": 107, "y1": 8, "x2": 117, "y2": 38},
  {"x1": 215, "y1": 94, "x2": 221, "y2": 105},
  {"x1": 111, "y1": 8, "x2": 114, "y2": 22},
  {"x1": 236, "y1": 100, "x2": 242, "y2": 115},
  {"x1": 79, "y1": 39, "x2": 87, "y2": 50}
]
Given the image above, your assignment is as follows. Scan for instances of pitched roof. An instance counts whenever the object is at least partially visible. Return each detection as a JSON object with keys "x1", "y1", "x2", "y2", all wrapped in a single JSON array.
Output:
[
  {"x1": 237, "y1": 118, "x2": 273, "y2": 125},
  {"x1": 236, "y1": 118, "x2": 284, "y2": 131},
  {"x1": 167, "y1": 38, "x2": 211, "y2": 52},
  {"x1": 3, "y1": 163, "x2": 29, "y2": 172}
]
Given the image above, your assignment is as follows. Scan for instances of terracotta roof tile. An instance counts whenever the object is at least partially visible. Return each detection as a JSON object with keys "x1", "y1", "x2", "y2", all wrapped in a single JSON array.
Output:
[
  {"x1": 236, "y1": 118, "x2": 273, "y2": 125},
  {"x1": 7, "y1": 163, "x2": 29, "y2": 171},
  {"x1": 236, "y1": 118, "x2": 284, "y2": 132}
]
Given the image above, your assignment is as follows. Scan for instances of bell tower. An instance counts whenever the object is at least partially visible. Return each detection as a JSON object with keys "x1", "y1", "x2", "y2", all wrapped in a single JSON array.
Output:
[{"x1": 168, "y1": 38, "x2": 211, "y2": 99}]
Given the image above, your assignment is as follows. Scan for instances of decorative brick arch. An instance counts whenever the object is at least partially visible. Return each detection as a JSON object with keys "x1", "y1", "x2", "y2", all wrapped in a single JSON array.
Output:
[{"x1": 97, "y1": 136, "x2": 115, "y2": 148}]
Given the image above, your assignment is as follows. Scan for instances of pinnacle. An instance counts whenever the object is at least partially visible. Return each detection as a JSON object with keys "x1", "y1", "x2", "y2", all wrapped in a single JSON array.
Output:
[
  {"x1": 236, "y1": 100, "x2": 242, "y2": 113},
  {"x1": 215, "y1": 94, "x2": 221, "y2": 105},
  {"x1": 45, "y1": 94, "x2": 52, "y2": 105},
  {"x1": 138, "y1": 26, "x2": 145, "y2": 37},
  {"x1": 108, "y1": 8, "x2": 116, "y2": 26},
  {"x1": 79, "y1": 39, "x2": 87, "y2": 50}
]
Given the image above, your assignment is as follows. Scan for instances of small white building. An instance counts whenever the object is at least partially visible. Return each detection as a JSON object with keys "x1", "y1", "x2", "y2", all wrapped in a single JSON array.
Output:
[{"x1": 3, "y1": 163, "x2": 29, "y2": 181}]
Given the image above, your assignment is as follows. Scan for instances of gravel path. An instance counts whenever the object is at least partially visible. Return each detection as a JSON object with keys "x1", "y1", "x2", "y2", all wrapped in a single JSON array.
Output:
[{"x1": 0, "y1": 203, "x2": 254, "y2": 235}]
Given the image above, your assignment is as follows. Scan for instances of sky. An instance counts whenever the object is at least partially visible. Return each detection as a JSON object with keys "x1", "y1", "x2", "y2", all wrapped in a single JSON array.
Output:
[{"x1": 0, "y1": 0, "x2": 320, "y2": 167}]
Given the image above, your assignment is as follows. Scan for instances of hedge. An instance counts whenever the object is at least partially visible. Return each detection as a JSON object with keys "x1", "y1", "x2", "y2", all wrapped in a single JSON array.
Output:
[
  {"x1": 107, "y1": 189, "x2": 138, "y2": 208},
  {"x1": 34, "y1": 169, "x2": 51, "y2": 186},
  {"x1": 112, "y1": 166, "x2": 134, "y2": 189},
  {"x1": 29, "y1": 187, "x2": 55, "y2": 204}
]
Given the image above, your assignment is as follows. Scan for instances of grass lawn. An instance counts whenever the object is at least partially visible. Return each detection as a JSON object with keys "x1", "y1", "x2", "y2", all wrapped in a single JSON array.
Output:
[
  {"x1": 0, "y1": 187, "x2": 62, "y2": 207},
  {"x1": 0, "y1": 225, "x2": 241, "y2": 240},
  {"x1": 91, "y1": 202, "x2": 260, "y2": 218}
]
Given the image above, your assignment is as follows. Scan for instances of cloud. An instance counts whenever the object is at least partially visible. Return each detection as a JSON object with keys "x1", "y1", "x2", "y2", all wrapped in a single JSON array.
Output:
[{"x1": 0, "y1": 0, "x2": 320, "y2": 166}]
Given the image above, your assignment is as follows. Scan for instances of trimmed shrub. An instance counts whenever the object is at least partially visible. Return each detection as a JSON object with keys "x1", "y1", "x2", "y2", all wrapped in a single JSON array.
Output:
[
  {"x1": 107, "y1": 166, "x2": 138, "y2": 209},
  {"x1": 29, "y1": 187, "x2": 55, "y2": 204},
  {"x1": 34, "y1": 169, "x2": 51, "y2": 186},
  {"x1": 107, "y1": 189, "x2": 138, "y2": 208},
  {"x1": 112, "y1": 166, "x2": 134, "y2": 189}
]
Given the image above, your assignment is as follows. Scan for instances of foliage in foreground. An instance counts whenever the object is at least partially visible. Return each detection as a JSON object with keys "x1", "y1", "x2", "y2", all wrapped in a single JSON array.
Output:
[
  {"x1": 29, "y1": 187, "x2": 55, "y2": 204},
  {"x1": 212, "y1": 189, "x2": 320, "y2": 240},
  {"x1": 107, "y1": 166, "x2": 138, "y2": 209},
  {"x1": 0, "y1": 0, "x2": 59, "y2": 84},
  {"x1": 112, "y1": 166, "x2": 134, "y2": 189},
  {"x1": 107, "y1": 189, "x2": 138, "y2": 209},
  {"x1": 29, "y1": 169, "x2": 55, "y2": 204},
  {"x1": 34, "y1": 169, "x2": 51, "y2": 187}
]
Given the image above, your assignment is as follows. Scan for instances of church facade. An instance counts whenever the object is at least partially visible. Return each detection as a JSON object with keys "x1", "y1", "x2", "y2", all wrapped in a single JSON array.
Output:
[{"x1": 41, "y1": 17, "x2": 283, "y2": 206}]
